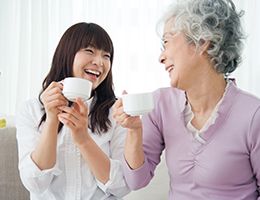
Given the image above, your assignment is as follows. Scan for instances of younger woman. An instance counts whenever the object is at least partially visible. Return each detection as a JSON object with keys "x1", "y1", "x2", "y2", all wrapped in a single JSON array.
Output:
[{"x1": 16, "y1": 22, "x2": 129, "y2": 200}]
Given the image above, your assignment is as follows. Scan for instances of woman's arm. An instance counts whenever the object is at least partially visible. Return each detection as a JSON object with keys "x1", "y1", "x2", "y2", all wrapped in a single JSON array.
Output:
[
  {"x1": 16, "y1": 99, "x2": 63, "y2": 193},
  {"x1": 58, "y1": 98, "x2": 110, "y2": 183},
  {"x1": 249, "y1": 107, "x2": 260, "y2": 199},
  {"x1": 31, "y1": 82, "x2": 67, "y2": 170},
  {"x1": 58, "y1": 98, "x2": 130, "y2": 197},
  {"x1": 16, "y1": 82, "x2": 67, "y2": 193},
  {"x1": 113, "y1": 90, "x2": 165, "y2": 190},
  {"x1": 77, "y1": 135, "x2": 111, "y2": 183},
  {"x1": 31, "y1": 118, "x2": 59, "y2": 170},
  {"x1": 112, "y1": 98, "x2": 144, "y2": 169}
]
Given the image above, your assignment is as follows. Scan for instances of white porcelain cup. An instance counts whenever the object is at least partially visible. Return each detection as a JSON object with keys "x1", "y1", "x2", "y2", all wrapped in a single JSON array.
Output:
[
  {"x1": 122, "y1": 92, "x2": 154, "y2": 116},
  {"x1": 62, "y1": 77, "x2": 92, "y2": 102}
]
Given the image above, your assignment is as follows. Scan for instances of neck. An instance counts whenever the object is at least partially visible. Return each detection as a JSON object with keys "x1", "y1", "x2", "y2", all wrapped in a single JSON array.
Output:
[{"x1": 185, "y1": 70, "x2": 227, "y2": 115}]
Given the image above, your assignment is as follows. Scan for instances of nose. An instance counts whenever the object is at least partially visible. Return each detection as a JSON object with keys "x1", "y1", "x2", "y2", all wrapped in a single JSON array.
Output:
[
  {"x1": 92, "y1": 55, "x2": 104, "y2": 67},
  {"x1": 159, "y1": 52, "x2": 166, "y2": 64}
]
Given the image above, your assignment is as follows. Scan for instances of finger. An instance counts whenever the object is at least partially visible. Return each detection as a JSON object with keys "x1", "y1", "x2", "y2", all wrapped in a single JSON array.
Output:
[
  {"x1": 46, "y1": 99, "x2": 68, "y2": 109},
  {"x1": 124, "y1": 116, "x2": 142, "y2": 129},
  {"x1": 118, "y1": 115, "x2": 136, "y2": 128},
  {"x1": 112, "y1": 101, "x2": 125, "y2": 120},
  {"x1": 74, "y1": 98, "x2": 88, "y2": 115},
  {"x1": 41, "y1": 87, "x2": 63, "y2": 103},
  {"x1": 113, "y1": 99, "x2": 123, "y2": 109},
  {"x1": 46, "y1": 87, "x2": 63, "y2": 97},
  {"x1": 117, "y1": 112, "x2": 130, "y2": 123},
  {"x1": 58, "y1": 115, "x2": 76, "y2": 129},
  {"x1": 48, "y1": 81, "x2": 63, "y2": 90},
  {"x1": 59, "y1": 106, "x2": 81, "y2": 120},
  {"x1": 113, "y1": 106, "x2": 131, "y2": 125},
  {"x1": 113, "y1": 102, "x2": 125, "y2": 115},
  {"x1": 114, "y1": 106, "x2": 125, "y2": 119},
  {"x1": 58, "y1": 112, "x2": 78, "y2": 125},
  {"x1": 122, "y1": 90, "x2": 128, "y2": 95},
  {"x1": 44, "y1": 93, "x2": 67, "y2": 103},
  {"x1": 59, "y1": 80, "x2": 64, "y2": 85},
  {"x1": 120, "y1": 116, "x2": 132, "y2": 127},
  {"x1": 44, "y1": 93, "x2": 67, "y2": 105}
]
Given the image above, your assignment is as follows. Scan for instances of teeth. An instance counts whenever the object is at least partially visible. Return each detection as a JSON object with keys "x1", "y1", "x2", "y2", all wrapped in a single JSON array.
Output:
[{"x1": 85, "y1": 69, "x2": 101, "y2": 76}]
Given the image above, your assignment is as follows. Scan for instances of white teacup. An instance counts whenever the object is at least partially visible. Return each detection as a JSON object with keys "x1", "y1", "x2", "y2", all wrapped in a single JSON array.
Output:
[
  {"x1": 122, "y1": 92, "x2": 154, "y2": 116},
  {"x1": 62, "y1": 77, "x2": 92, "y2": 102}
]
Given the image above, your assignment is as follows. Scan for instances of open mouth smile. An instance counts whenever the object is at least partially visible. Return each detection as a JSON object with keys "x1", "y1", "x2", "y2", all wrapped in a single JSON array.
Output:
[
  {"x1": 84, "y1": 69, "x2": 101, "y2": 78},
  {"x1": 166, "y1": 65, "x2": 174, "y2": 73}
]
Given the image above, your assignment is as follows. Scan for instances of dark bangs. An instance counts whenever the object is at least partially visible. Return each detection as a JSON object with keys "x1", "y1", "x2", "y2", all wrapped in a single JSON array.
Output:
[{"x1": 80, "y1": 23, "x2": 114, "y2": 64}]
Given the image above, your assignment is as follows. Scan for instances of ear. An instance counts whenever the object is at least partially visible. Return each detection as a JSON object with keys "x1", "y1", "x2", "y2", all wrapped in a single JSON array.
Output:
[{"x1": 199, "y1": 40, "x2": 210, "y2": 55}]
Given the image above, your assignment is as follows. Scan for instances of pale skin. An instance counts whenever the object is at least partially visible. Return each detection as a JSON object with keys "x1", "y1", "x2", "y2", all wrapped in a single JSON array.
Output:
[
  {"x1": 112, "y1": 18, "x2": 227, "y2": 169},
  {"x1": 31, "y1": 47, "x2": 112, "y2": 184}
]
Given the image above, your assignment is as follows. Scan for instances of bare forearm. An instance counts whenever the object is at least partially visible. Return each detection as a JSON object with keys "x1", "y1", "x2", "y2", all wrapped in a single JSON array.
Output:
[
  {"x1": 124, "y1": 128, "x2": 145, "y2": 169},
  {"x1": 78, "y1": 138, "x2": 110, "y2": 184},
  {"x1": 31, "y1": 119, "x2": 59, "y2": 170}
]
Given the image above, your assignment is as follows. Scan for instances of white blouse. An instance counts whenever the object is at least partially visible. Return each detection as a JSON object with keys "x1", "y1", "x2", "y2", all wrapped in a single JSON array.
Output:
[{"x1": 16, "y1": 98, "x2": 130, "y2": 200}]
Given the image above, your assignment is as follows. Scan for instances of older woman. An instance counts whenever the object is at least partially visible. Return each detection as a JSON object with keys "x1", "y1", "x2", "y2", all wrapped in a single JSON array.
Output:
[{"x1": 113, "y1": 0, "x2": 260, "y2": 199}]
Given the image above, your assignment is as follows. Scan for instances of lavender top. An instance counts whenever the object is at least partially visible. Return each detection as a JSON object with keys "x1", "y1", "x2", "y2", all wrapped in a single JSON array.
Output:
[{"x1": 123, "y1": 82, "x2": 260, "y2": 200}]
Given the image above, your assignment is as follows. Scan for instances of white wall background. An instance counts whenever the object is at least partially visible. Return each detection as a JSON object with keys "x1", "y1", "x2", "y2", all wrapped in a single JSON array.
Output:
[{"x1": 1, "y1": 0, "x2": 260, "y2": 116}]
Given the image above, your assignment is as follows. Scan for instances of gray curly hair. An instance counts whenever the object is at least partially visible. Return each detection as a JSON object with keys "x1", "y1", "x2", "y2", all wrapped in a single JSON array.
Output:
[{"x1": 159, "y1": 0, "x2": 245, "y2": 75}]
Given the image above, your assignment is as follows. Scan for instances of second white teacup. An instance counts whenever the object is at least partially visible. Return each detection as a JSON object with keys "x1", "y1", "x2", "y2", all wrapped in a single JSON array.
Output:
[
  {"x1": 62, "y1": 77, "x2": 92, "y2": 102},
  {"x1": 122, "y1": 92, "x2": 154, "y2": 116}
]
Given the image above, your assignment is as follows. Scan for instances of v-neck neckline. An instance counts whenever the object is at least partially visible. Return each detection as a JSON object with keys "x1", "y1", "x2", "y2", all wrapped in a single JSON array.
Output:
[{"x1": 177, "y1": 80, "x2": 239, "y2": 144}]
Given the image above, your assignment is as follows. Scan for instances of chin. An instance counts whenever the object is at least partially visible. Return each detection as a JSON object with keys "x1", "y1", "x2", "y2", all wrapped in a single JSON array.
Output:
[
  {"x1": 91, "y1": 84, "x2": 97, "y2": 90},
  {"x1": 170, "y1": 79, "x2": 177, "y2": 88},
  {"x1": 171, "y1": 81, "x2": 184, "y2": 91}
]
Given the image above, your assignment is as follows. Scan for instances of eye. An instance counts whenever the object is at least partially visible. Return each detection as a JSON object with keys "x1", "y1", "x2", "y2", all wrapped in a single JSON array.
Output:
[
  {"x1": 163, "y1": 39, "x2": 168, "y2": 44},
  {"x1": 103, "y1": 53, "x2": 111, "y2": 59},
  {"x1": 84, "y1": 48, "x2": 94, "y2": 54}
]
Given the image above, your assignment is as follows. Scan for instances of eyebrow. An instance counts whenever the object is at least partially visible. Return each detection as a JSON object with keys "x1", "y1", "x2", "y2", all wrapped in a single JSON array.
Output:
[
  {"x1": 162, "y1": 31, "x2": 180, "y2": 41},
  {"x1": 162, "y1": 32, "x2": 177, "y2": 38},
  {"x1": 162, "y1": 32, "x2": 170, "y2": 39}
]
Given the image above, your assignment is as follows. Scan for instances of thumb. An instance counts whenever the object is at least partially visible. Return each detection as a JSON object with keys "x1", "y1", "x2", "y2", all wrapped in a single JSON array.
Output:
[{"x1": 122, "y1": 90, "x2": 128, "y2": 95}]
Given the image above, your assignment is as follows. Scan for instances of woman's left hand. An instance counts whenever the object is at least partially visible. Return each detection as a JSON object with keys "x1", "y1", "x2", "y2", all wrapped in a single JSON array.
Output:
[{"x1": 58, "y1": 98, "x2": 90, "y2": 146}]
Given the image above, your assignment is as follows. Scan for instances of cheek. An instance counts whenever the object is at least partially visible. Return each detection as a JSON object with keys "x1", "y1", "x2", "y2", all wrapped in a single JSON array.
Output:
[
  {"x1": 101, "y1": 70, "x2": 110, "y2": 82},
  {"x1": 103, "y1": 64, "x2": 111, "y2": 77},
  {"x1": 72, "y1": 55, "x2": 82, "y2": 76}
]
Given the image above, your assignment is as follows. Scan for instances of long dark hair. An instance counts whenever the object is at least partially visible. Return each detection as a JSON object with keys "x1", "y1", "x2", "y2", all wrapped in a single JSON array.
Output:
[{"x1": 38, "y1": 22, "x2": 116, "y2": 135}]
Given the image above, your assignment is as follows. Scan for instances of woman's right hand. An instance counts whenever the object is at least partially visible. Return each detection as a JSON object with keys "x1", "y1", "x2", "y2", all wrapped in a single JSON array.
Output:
[
  {"x1": 40, "y1": 81, "x2": 68, "y2": 121},
  {"x1": 112, "y1": 98, "x2": 142, "y2": 131},
  {"x1": 113, "y1": 98, "x2": 145, "y2": 169}
]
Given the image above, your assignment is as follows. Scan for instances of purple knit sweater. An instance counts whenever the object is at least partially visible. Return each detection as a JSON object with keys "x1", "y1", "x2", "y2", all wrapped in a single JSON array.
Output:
[{"x1": 123, "y1": 81, "x2": 260, "y2": 200}]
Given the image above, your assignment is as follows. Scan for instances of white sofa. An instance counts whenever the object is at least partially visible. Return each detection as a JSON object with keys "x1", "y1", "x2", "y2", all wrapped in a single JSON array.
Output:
[{"x1": 0, "y1": 117, "x2": 169, "y2": 200}]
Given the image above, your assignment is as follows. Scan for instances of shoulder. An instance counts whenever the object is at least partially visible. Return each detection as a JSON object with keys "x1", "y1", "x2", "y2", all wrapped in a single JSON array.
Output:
[
  {"x1": 153, "y1": 87, "x2": 183, "y2": 99},
  {"x1": 235, "y1": 87, "x2": 260, "y2": 112},
  {"x1": 237, "y1": 89, "x2": 260, "y2": 104},
  {"x1": 143, "y1": 87, "x2": 185, "y2": 127},
  {"x1": 19, "y1": 98, "x2": 43, "y2": 114},
  {"x1": 16, "y1": 98, "x2": 43, "y2": 126},
  {"x1": 153, "y1": 87, "x2": 185, "y2": 101},
  {"x1": 152, "y1": 87, "x2": 186, "y2": 112},
  {"x1": 235, "y1": 90, "x2": 260, "y2": 147}
]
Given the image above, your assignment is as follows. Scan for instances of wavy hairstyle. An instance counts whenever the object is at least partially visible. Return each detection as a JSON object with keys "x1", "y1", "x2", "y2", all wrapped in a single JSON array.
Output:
[
  {"x1": 158, "y1": 0, "x2": 245, "y2": 76},
  {"x1": 38, "y1": 22, "x2": 116, "y2": 135}
]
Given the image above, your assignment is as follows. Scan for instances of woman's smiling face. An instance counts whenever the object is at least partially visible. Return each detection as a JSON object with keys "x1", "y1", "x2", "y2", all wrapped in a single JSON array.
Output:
[
  {"x1": 72, "y1": 46, "x2": 111, "y2": 90},
  {"x1": 159, "y1": 19, "x2": 201, "y2": 90}
]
